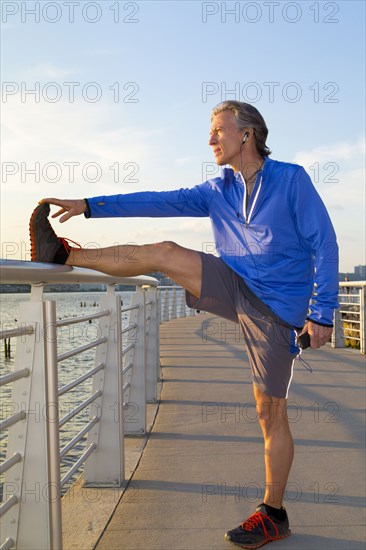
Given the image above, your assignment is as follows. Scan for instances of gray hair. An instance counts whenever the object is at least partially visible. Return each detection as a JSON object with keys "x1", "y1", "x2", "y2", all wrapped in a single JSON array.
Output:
[{"x1": 211, "y1": 101, "x2": 272, "y2": 157}]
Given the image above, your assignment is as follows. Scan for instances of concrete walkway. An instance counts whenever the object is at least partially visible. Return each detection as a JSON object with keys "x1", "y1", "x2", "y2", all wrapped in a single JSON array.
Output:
[{"x1": 96, "y1": 314, "x2": 366, "y2": 550}]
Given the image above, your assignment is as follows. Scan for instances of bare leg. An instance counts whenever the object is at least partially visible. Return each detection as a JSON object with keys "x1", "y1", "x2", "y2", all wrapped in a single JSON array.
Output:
[
  {"x1": 253, "y1": 386, "x2": 294, "y2": 508},
  {"x1": 67, "y1": 241, "x2": 202, "y2": 298}
]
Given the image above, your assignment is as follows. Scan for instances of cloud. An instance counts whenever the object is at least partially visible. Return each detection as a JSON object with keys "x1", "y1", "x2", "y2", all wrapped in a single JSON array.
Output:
[
  {"x1": 85, "y1": 48, "x2": 121, "y2": 57},
  {"x1": 292, "y1": 140, "x2": 365, "y2": 271},
  {"x1": 24, "y1": 63, "x2": 78, "y2": 79},
  {"x1": 0, "y1": 97, "x2": 167, "y2": 252},
  {"x1": 1, "y1": 98, "x2": 161, "y2": 178},
  {"x1": 292, "y1": 139, "x2": 365, "y2": 168},
  {"x1": 175, "y1": 156, "x2": 197, "y2": 165},
  {"x1": 292, "y1": 139, "x2": 365, "y2": 205}
]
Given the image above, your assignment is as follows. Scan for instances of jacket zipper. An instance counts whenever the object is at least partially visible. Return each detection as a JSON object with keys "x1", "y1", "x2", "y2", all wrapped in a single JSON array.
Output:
[{"x1": 239, "y1": 172, "x2": 263, "y2": 227}]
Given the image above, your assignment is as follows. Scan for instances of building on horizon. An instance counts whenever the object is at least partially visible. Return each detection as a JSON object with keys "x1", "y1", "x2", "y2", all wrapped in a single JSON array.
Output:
[{"x1": 354, "y1": 265, "x2": 366, "y2": 277}]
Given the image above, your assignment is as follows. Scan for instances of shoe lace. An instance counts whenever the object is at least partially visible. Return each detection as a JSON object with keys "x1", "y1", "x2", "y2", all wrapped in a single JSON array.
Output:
[
  {"x1": 241, "y1": 512, "x2": 279, "y2": 540},
  {"x1": 60, "y1": 237, "x2": 81, "y2": 254}
]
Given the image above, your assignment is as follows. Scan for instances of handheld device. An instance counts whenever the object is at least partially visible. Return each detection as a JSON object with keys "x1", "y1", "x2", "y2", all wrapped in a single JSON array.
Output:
[{"x1": 297, "y1": 332, "x2": 311, "y2": 350}]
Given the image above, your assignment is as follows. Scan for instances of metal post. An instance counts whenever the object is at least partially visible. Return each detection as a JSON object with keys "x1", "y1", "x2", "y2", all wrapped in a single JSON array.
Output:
[
  {"x1": 146, "y1": 289, "x2": 158, "y2": 403},
  {"x1": 124, "y1": 290, "x2": 147, "y2": 434},
  {"x1": 178, "y1": 290, "x2": 185, "y2": 318},
  {"x1": 156, "y1": 290, "x2": 161, "y2": 380},
  {"x1": 360, "y1": 286, "x2": 365, "y2": 354},
  {"x1": 44, "y1": 300, "x2": 62, "y2": 550},
  {"x1": 3, "y1": 297, "x2": 55, "y2": 549},
  {"x1": 171, "y1": 289, "x2": 177, "y2": 320},
  {"x1": 162, "y1": 289, "x2": 169, "y2": 322},
  {"x1": 331, "y1": 309, "x2": 345, "y2": 349},
  {"x1": 85, "y1": 285, "x2": 124, "y2": 486}
]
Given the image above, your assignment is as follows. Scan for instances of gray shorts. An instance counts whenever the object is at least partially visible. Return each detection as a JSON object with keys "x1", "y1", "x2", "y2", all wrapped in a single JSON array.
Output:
[{"x1": 185, "y1": 252, "x2": 301, "y2": 399}]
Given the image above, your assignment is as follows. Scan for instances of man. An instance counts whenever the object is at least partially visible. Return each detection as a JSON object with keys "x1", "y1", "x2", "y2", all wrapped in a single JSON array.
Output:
[{"x1": 30, "y1": 101, "x2": 339, "y2": 548}]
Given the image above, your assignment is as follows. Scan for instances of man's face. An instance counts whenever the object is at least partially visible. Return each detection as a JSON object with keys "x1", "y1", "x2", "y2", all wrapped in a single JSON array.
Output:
[{"x1": 209, "y1": 110, "x2": 243, "y2": 167}]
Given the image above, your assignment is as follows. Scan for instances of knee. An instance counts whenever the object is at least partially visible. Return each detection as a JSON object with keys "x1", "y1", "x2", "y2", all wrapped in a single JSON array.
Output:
[
  {"x1": 256, "y1": 400, "x2": 287, "y2": 433},
  {"x1": 154, "y1": 240, "x2": 180, "y2": 261}
]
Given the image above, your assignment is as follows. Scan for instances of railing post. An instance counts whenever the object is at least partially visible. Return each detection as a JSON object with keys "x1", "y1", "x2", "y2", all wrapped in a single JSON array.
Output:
[
  {"x1": 84, "y1": 285, "x2": 124, "y2": 487},
  {"x1": 331, "y1": 309, "x2": 345, "y2": 349},
  {"x1": 171, "y1": 289, "x2": 177, "y2": 320},
  {"x1": 162, "y1": 289, "x2": 169, "y2": 322},
  {"x1": 44, "y1": 300, "x2": 62, "y2": 549},
  {"x1": 156, "y1": 290, "x2": 161, "y2": 377},
  {"x1": 146, "y1": 288, "x2": 159, "y2": 403},
  {"x1": 360, "y1": 286, "x2": 365, "y2": 354},
  {"x1": 124, "y1": 288, "x2": 147, "y2": 434},
  {"x1": 178, "y1": 290, "x2": 186, "y2": 318},
  {"x1": 2, "y1": 297, "x2": 59, "y2": 549}
]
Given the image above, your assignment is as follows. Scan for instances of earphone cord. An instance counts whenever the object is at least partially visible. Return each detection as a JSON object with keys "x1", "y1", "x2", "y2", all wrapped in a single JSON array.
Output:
[{"x1": 296, "y1": 347, "x2": 313, "y2": 372}]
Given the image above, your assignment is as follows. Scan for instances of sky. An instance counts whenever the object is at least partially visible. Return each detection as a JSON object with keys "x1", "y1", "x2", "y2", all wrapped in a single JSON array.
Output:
[{"x1": 1, "y1": 0, "x2": 365, "y2": 273}]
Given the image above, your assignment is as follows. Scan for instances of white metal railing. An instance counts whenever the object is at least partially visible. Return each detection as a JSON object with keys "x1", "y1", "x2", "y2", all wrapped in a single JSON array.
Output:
[
  {"x1": 159, "y1": 286, "x2": 196, "y2": 322},
  {"x1": 0, "y1": 260, "x2": 193, "y2": 550},
  {"x1": 332, "y1": 281, "x2": 366, "y2": 354}
]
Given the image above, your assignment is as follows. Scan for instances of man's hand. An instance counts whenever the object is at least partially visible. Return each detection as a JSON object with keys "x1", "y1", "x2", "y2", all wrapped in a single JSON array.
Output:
[
  {"x1": 301, "y1": 321, "x2": 333, "y2": 349},
  {"x1": 40, "y1": 198, "x2": 87, "y2": 223}
]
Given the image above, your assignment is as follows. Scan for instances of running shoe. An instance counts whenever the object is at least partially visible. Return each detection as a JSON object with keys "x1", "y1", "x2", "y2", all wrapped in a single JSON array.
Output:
[
  {"x1": 224, "y1": 503, "x2": 291, "y2": 549},
  {"x1": 29, "y1": 203, "x2": 74, "y2": 264}
]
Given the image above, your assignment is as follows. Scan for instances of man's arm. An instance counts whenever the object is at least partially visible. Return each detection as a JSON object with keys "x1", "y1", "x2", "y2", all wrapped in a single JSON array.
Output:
[
  {"x1": 42, "y1": 184, "x2": 213, "y2": 222},
  {"x1": 291, "y1": 167, "x2": 339, "y2": 346},
  {"x1": 85, "y1": 185, "x2": 212, "y2": 219}
]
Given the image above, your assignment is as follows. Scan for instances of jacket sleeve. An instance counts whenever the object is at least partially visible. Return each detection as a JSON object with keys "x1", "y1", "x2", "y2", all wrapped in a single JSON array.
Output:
[
  {"x1": 291, "y1": 166, "x2": 339, "y2": 326},
  {"x1": 85, "y1": 183, "x2": 212, "y2": 219}
]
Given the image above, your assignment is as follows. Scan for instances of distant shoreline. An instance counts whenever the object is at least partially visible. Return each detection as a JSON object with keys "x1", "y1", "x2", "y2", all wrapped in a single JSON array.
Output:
[{"x1": 0, "y1": 286, "x2": 136, "y2": 294}]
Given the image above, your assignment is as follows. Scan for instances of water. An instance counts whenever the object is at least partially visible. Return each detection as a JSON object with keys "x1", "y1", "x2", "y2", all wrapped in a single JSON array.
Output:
[{"x1": 0, "y1": 291, "x2": 132, "y2": 493}]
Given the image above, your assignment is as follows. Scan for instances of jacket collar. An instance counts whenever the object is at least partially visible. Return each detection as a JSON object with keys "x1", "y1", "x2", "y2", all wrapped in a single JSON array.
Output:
[{"x1": 224, "y1": 155, "x2": 271, "y2": 184}]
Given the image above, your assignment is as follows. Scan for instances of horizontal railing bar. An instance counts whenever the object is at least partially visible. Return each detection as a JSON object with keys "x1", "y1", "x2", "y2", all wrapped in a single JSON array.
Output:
[
  {"x1": 145, "y1": 300, "x2": 153, "y2": 306},
  {"x1": 0, "y1": 453, "x2": 22, "y2": 476},
  {"x1": 122, "y1": 343, "x2": 135, "y2": 356},
  {"x1": 342, "y1": 336, "x2": 360, "y2": 341},
  {"x1": 122, "y1": 362, "x2": 133, "y2": 375},
  {"x1": 121, "y1": 323, "x2": 137, "y2": 335},
  {"x1": 60, "y1": 443, "x2": 97, "y2": 488},
  {"x1": 0, "y1": 537, "x2": 15, "y2": 550},
  {"x1": 59, "y1": 391, "x2": 102, "y2": 428},
  {"x1": 122, "y1": 382, "x2": 131, "y2": 394},
  {"x1": 339, "y1": 282, "x2": 366, "y2": 287},
  {"x1": 0, "y1": 411, "x2": 26, "y2": 432},
  {"x1": 58, "y1": 363, "x2": 105, "y2": 396},
  {"x1": 0, "y1": 368, "x2": 30, "y2": 387},
  {"x1": 0, "y1": 261, "x2": 159, "y2": 286},
  {"x1": 0, "y1": 495, "x2": 18, "y2": 518},
  {"x1": 0, "y1": 453, "x2": 22, "y2": 477},
  {"x1": 57, "y1": 309, "x2": 111, "y2": 327},
  {"x1": 0, "y1": 326, "x2": 34, "y2": 340},
  {"x1": 158, "y1": 286, "x2": 182, "y2": 290},
  {"x1": 339, "y1": 313, "x2": 361, "y2": 319},
  {"x1": 60, "y1": 417, "x2": 99, "y2": 459},
  {"x1": 57, "y1": 337, "x2": 107, "y2": 362},
  {"x1": 121, "y1": 305, "x2": 139, "y2": 313}
]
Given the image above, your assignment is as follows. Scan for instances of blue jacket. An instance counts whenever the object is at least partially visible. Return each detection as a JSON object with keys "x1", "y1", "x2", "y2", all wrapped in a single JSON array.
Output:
[{"x1": 86, "y1": 156, "x2": 339, "y2": 328}]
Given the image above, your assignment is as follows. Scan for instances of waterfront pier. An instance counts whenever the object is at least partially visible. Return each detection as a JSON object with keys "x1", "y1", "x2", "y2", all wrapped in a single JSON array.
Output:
[{"x1": 0, "y1": 261, "x2": 365, "y2": 549}]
